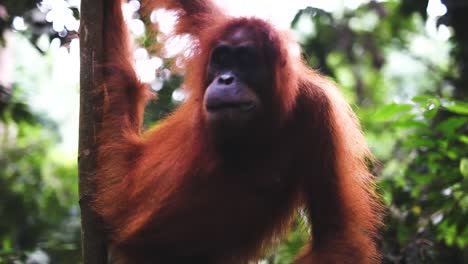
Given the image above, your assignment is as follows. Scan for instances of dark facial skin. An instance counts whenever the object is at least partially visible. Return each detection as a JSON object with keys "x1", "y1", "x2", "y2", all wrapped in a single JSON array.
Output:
[{"x1": 203, "y1": 27, "x2": 271, "y2": 130}]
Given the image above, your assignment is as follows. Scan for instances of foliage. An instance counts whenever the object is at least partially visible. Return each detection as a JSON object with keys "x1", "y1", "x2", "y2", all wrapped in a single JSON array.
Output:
[
  {"x1": 143, "y1": 74, "x2": 184, "y2": 125},
  {"x1": 0, "y1": 90, "x2": 80, "y2": 262},
  {"x1": 269, "y1": 218, "x2": 309, "y2": 264},
  {"x1": 379, "y1": 96, "x2": 468, "y2": 263},
  {"x1": 0, "y1": 0, "x2": 78, "y2": 51},
  {"x1": 288, "y1": 1, "x2": 468, "y2": 263}
]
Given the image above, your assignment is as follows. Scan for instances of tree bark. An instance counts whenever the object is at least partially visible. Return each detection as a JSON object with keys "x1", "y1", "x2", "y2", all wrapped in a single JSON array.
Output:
[{"x1": 78, "y1": 0, "x2": 108, "y2": 263}]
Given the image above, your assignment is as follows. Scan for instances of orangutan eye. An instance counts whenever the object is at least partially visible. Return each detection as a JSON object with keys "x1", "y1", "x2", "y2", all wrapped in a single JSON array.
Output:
[
  {"x1": 211, "y1": 45, "x2": 232, "y2": 66},
  {"x1": 237, "y1": 46, "x2": 259, "y2": 67}
]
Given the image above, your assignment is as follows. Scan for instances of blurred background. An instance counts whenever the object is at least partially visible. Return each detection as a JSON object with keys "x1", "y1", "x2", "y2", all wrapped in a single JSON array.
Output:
[{"x1": 0, "y1": 0, "x2": 467, "y2": 263}]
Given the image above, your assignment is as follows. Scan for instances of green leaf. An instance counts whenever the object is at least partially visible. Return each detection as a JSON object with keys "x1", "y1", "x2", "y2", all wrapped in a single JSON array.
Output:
[
  {"x1": 393, "y1": 112, "x2": 427, "y2": 128},
  {"x1": 397, "y1": 224, "x2": 411, "y2": 242},
  {"x1": 423, "y1": 107, "x2": 439, "y2": 119},
  {"x1": 436, "y1": 117, "x2": 468, "y2": 134},
  {"x1": 460, "y1": 158, "x2": 468, "y2": 178},
  {"x1": 2, "y1": 239, "x2": 12, "y2": 251},
  {"x1": 446, "y1": 150, "x2": 458, "y2": 160},
  {"x1": 444, "y1": 224, "x2": 457, "y2": 246},
  {"x1": 412, "y1": 95, "x2": 435, "y2": 104},
  {"x1": 460, "y1": 194, "x2": 468, "y2": 209},
  {"x1": 460, "y1": 135, "x2": 468, "y2": 144},
  {"x1": 456, "y1": 235, "x2": 467, "y2": 248},
  {"x1": 373, "y1": 103, "x2": 413, "y2": 121},
  {"x1": 442, "y1": 100, "x2": 468, "y2": 115},
  {"x1": 406, "y1": 137, "x2": 437, "y2": 148},
  {"x1": 394, "y1": 120, "x2": 426, "y2": 128},
  {"x1": 413, "y1": 95, "x2": 440, "y2": 119}
]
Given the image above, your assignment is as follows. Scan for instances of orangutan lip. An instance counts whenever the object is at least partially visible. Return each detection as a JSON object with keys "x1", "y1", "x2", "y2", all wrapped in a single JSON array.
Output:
[{"x1": 206, "y1": 101, "x2": 255, "y2": 112}]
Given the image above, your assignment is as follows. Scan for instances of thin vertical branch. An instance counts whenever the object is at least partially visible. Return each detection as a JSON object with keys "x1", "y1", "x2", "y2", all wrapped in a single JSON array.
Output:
[{"x1": 79, "y1": 0, "x2": 107, "y2": 263}]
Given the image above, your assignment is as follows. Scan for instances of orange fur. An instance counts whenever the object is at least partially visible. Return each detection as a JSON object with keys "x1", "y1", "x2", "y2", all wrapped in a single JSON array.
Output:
[{"x1": 93, "y1": 0, "x2": 382, "y2": 263}]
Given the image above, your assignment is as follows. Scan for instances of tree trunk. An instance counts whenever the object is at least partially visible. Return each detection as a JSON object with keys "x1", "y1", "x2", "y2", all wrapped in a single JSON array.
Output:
[
  {"x1": 441, "y1": 0, "x2": 468, "y2": 98},
  {"x1": 78, "y1": 0, "x2": 108, "y2": 263}
]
